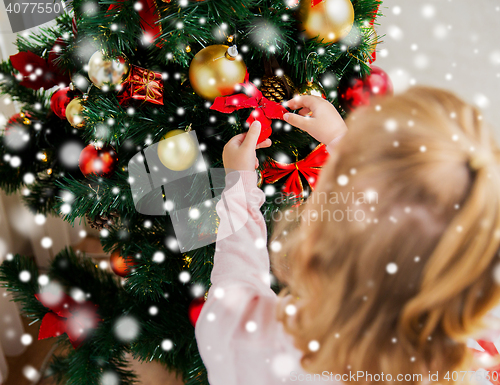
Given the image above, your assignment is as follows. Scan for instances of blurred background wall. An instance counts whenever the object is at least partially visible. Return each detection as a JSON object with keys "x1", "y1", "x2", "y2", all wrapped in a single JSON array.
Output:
[{"x1": 376, "y1": 0, "x2": 500, "y2": 140}]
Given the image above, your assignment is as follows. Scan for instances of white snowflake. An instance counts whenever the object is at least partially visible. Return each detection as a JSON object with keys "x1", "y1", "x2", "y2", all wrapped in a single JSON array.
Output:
[{"x1": 113, "y1": 316, "x2": 140, "y2": 342}]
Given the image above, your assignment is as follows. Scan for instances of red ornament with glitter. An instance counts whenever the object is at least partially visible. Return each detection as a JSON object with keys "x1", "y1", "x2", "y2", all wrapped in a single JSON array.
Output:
[
  {"x1": 338, "y1": 66, "x2": 393, "y2": 113},
  {"x1": 79, "y1": 145, "x2": 118, "y2": 178}
]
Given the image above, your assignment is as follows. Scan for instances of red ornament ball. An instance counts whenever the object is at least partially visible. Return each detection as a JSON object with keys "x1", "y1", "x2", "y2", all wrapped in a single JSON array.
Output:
[
  {"x1": 79, "y1": 144, "x2": 118, "y2": 178},
  {"x1": 50, "y1": 87, "x2": 73, "y2": 119},
  {"x1": 110, "y1": 251, "x2": 137, "y2": 277},
  {"x1": 188, "y1": 297, "x2": 206, "y2": 327},
  {"x1": 338, "y1": 66, "x2": 393, "y2": 112}
]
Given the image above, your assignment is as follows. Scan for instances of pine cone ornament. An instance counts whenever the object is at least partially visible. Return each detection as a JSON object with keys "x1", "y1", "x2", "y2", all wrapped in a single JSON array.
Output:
[
  {"x1": 86, "y1": 212, "x2": 119, "y2": 230},
  {"x1": 260, "y1": 75, "x2": 296, "y2": 103}
]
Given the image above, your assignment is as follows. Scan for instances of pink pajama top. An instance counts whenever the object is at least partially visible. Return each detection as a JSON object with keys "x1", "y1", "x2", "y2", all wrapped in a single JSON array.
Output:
[
  {"x1": 195, "y1": 139, "x2": 343, "y2": 385},
  {"x1": 195, "y1": 136, "x2": 497, "y2": 384}
]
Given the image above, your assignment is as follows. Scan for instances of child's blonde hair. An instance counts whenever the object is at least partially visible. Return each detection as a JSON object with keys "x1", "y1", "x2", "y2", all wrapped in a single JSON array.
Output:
[{"x1": 271, "y1": 86, "x2": 500, "y2": 383}]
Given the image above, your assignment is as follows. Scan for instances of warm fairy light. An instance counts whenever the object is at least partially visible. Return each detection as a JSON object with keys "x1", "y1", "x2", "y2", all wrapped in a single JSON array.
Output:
[
  {"x1": 185, "y1": 45, "x2": 191, "y2": 53},
  {"x1": 47, "y1": 168, "x2": 52, "y2": 175}
]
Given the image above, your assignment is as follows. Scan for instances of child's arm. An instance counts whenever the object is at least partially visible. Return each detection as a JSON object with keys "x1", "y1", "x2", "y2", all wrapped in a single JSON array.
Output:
[
  {"x1": 284, "y1": 95, "x2": 348, "y2": 148},
  {"x1": 195, "y1": 122, "x2": 302, "y2": 384}
]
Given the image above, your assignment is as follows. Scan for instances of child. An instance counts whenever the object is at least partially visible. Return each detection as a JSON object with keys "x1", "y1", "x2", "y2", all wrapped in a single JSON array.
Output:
[{"x1": 195, "y1": 87, "x2": 500, "y2": 384}]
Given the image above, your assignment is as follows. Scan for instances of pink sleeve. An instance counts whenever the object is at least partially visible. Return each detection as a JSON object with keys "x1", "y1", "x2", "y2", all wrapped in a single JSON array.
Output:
[{"x1": 195, "y1": 171, "x2": 304, "y2": 385}]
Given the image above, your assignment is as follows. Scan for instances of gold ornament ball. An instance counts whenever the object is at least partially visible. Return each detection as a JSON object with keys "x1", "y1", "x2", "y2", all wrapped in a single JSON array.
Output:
[
  {"x1": 295, "y1": 81, "x2": 326, "y2": 99},
  {"x1": 189, "y1": 45, "x2": 247, "y2": 101},
  {"x1": 157, "y1": 130, "x2": 198, "y2": 171},
  {"x1": 88, "y1": 51, "x2": 130, "y2": 89},
  {"x1": 301, "y1": 0, "x2": 355, "y2": 44},
  {"x1": 65, "y1": 98, "x2": 85, "y2": 128}
]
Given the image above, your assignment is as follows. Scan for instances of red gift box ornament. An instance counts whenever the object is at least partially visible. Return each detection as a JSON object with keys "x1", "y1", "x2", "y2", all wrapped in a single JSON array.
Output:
[
  {"x1": 35, "y1": 291, "x2": 102, "y2": 349},
  {"x1": 261, "y1": 144, "x2": 330, "y2": 197},
  {"x1": 118, "y1": 66, "x2": 163, "y2": 105},
  {"x1": 210, "y1": 73, "x2": 289, "y2": 144}
]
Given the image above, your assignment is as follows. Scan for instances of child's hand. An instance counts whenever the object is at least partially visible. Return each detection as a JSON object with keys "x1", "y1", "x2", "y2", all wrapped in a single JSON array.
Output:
[
  {"x1": 223, "y1": 121, "x2": 272, "y2": 173},
  {"x1": 284, "y1": 95, "x2": 348, "y2": 144}
]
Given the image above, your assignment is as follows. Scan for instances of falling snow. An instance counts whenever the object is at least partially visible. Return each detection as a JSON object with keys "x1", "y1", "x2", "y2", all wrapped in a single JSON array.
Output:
[
  {"x1": 179, "y1": 271, "x2": 191, "y2": 283},
  {"x1": 113, "y1": 316, "x2": 140, "y2": 342},
  {"x1": 386, "y1": 263, "x2": 398, "y2": 274}
]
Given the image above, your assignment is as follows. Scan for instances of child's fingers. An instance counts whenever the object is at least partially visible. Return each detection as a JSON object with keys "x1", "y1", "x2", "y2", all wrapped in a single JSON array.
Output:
[
  {"x1": 285, "y1": 95, "x2": 322, "y2": 111},
  {"x1": 283, "y1": 112, "x2": 313, "y2": 132},
  {"x1": 256, "y1": 138, "x2": 272, "y2": 149},
  {"x1": 225, "y1": 133, "x2": 246, "y2": 148},
  {"x1": 298, "y1": 108, "x2": 312, "y2": 116},
  {"x1": 242, "y1": 121, "x2": 262, "y2": 148}
]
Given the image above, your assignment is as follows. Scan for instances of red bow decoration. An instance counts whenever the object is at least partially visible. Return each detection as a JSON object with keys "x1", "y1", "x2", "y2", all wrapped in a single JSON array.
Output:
[
  {"x1": 10, "y1": 41, "x2": 70, "y2": 90},
  {"x1": 118, "y1": 66, "x2": 163, "y2": 105},
  {"x1": 108, "y1": 0, "x2": 162, "y2": 46},
  {"x1": 35, "y1": 292, "x2": 102, "y2": 349},
  {"x1": 261, "y1": 144, "x2": 329, "y2": 197},
  {"x1": 210, "y1": 73, "x2": 288, "y2": 144},
  {"x1": 471, "y1": 339, "x2": 500, "y2": 384}
]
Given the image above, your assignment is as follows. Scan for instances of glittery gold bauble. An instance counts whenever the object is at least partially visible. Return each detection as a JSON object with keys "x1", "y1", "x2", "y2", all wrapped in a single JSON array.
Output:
[
  {"x1": 189, "y1": 45, "x2": 247, "y2": 101},
  {"x1": 157, "y1": 130, "x2": 198, "y2": 171},
  {"x1": 260, "y1": 75, "x2": 296, "y2": 103},
  {"x1": 88, "y1": 51, "x2": 130, "y2": 89},
  {"x1": 301, "y1": 0, "x2": 355, "y2": 44},
  {"x1": 65, "y1": 97, "x2": 85, "y2": 128},
  {"x1": 295, "y1": 81, "x2": 326, "y2": 99}
]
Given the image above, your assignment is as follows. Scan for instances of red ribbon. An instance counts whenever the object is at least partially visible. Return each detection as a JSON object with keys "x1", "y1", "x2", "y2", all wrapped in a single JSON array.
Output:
[
  {"x1": 210, "y1": 73, "x2": 288, "y2": 144},
  {"x1": 118, "y1": 65, "x2": 164, "y2": 105},
  {"x1": 261, "y1": 144, "x2": 329, "y2": 197},
  {"x1": 35, "y1": 292, "x2": 102, "y2": 349},
  {"x1": 10, "y1": 41, "x2": 70, "y2": 90}
]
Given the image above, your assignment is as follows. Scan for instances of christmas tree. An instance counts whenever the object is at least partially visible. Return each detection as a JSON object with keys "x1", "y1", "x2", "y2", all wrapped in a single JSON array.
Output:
[{"x1": 0, "y1": 0, "x2": 387, "y2": 384}]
